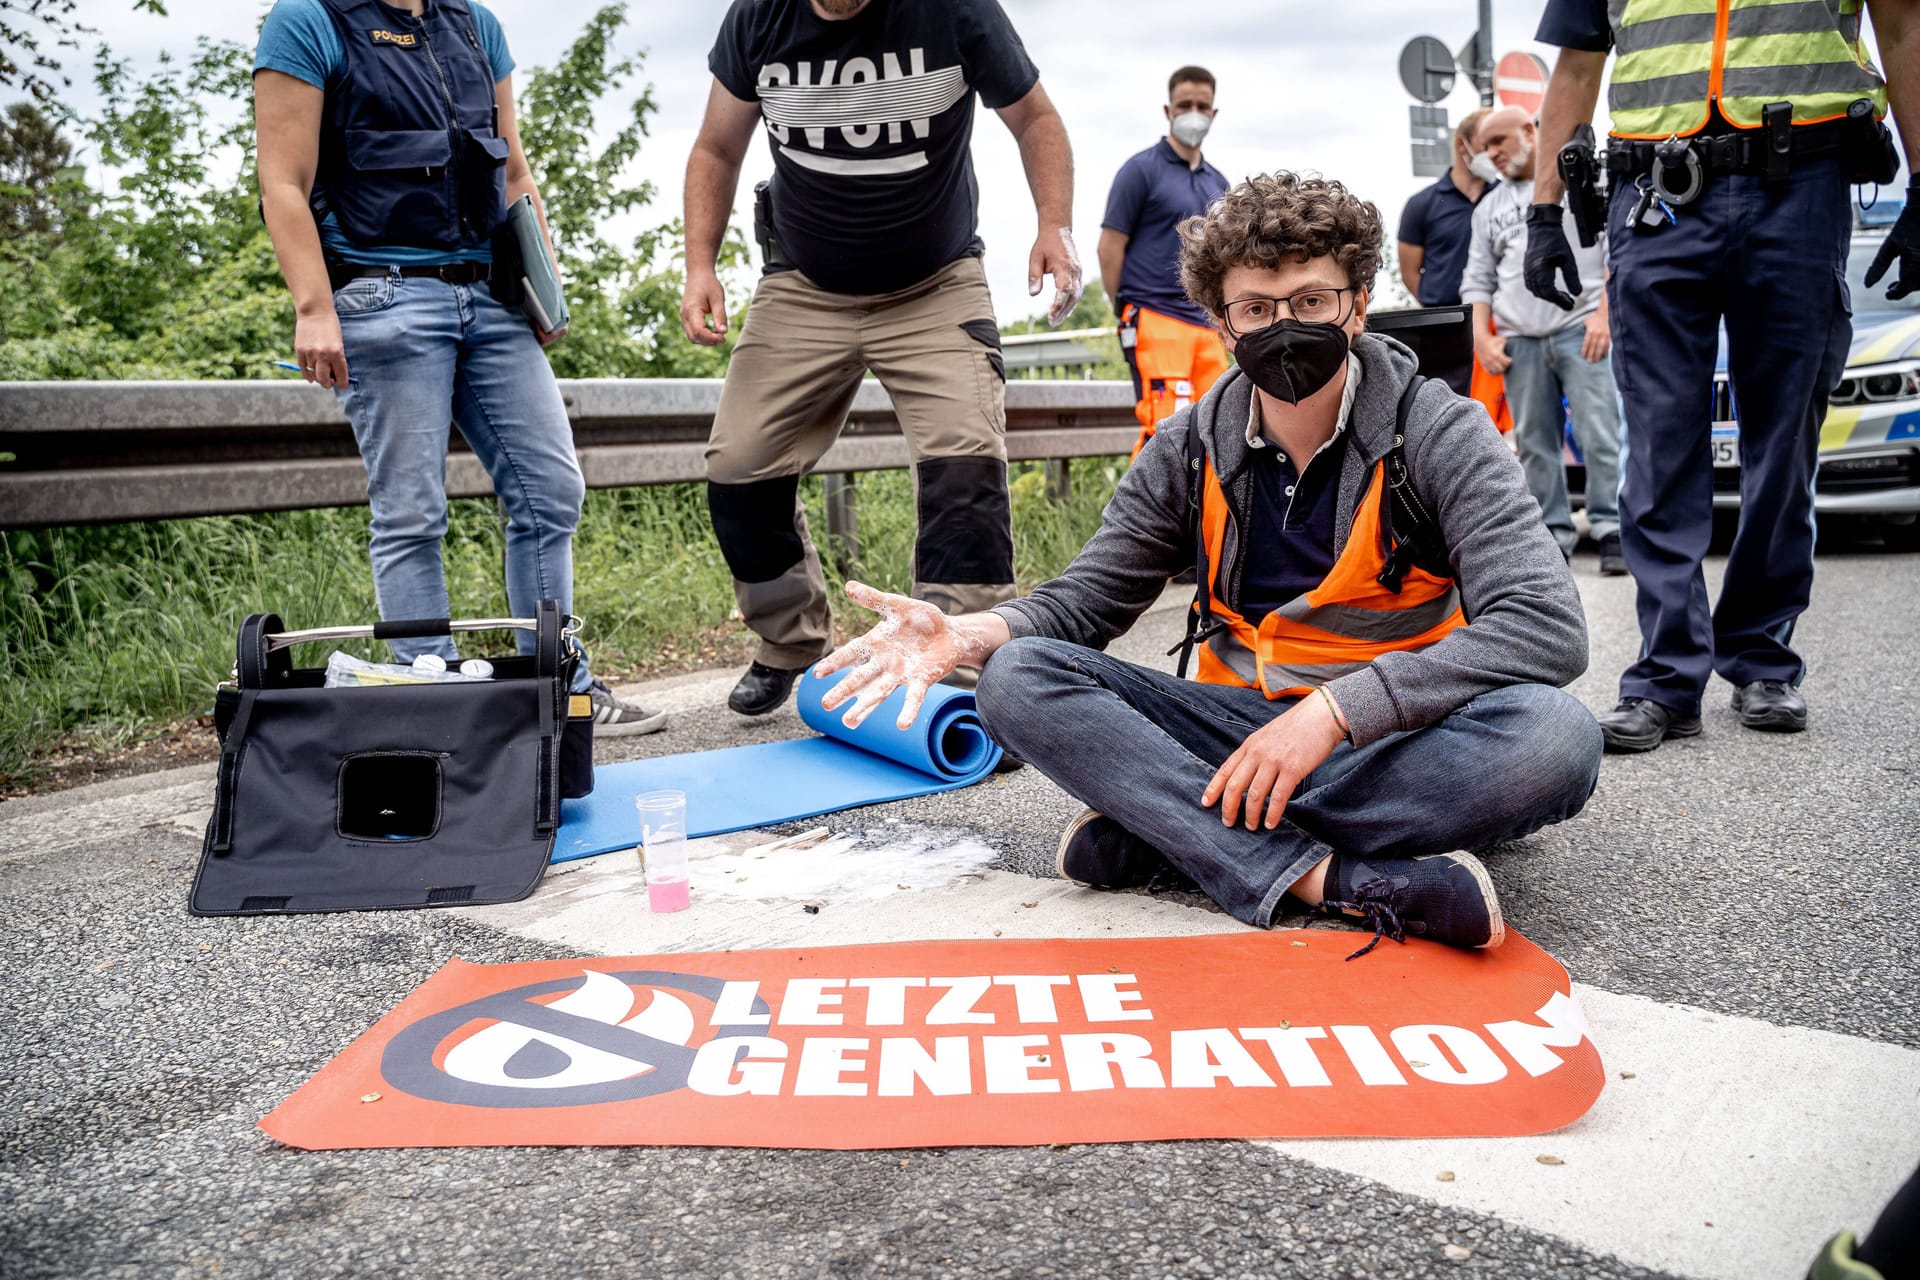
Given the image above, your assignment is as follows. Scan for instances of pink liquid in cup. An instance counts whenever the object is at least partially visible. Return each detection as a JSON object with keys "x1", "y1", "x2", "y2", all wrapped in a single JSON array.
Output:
[{"x1": 648, "y1": 875, "x2": 690, "y2": 913}]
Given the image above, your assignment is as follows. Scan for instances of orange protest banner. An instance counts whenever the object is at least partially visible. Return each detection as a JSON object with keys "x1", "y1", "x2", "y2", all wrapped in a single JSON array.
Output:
[{"x1": 261, "y1": 931, "x2": 1603, "y2": 1150}]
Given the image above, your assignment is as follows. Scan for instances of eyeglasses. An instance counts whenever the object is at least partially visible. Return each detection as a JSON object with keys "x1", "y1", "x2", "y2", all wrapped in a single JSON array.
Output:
[{"x1": 1222, "y1": 287, "x2": 1355, "y2": 336}]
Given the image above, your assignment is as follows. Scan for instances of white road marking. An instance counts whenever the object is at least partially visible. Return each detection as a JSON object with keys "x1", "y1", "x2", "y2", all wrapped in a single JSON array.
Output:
[{"x1": 471, "y1": 843, "x2": 1920, "y2": 1280}]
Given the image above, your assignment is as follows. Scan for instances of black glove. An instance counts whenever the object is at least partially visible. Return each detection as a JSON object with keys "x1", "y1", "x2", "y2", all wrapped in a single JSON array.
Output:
[
  {"x1": 1864, "y1": 180, "x2": 1920, "y2": 301},
  {"x1": 1523, "y1": 203, "x2": 1582, "y2": 311}
]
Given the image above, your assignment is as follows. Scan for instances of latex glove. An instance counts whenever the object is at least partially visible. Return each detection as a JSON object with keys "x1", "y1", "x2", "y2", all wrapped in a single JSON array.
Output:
[
  {"x1": 1030, "y1": 226, "x2": 1084, "y2": 327},
  {"x1": 813, "y1": 582, "x2": 998, "y2": 731},
  {"x1": 1523, "y1": 203, "x2": 1582, "y2": 311},
  {"x1": 1865, "y1": 183, "x2": 1920, "y2": 301}
]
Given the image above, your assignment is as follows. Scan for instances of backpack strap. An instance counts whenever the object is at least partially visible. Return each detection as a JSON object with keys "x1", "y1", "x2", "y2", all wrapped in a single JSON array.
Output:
[
  {"x1": 1376, "y1": 376, "x2": 1453, "y2": 594},
  {"x1": 1168, "y1": 410, "x2": 1231, "y2": 678}
]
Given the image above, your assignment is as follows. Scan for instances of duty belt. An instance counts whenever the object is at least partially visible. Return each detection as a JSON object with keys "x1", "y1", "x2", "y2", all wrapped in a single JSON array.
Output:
[{"x1": 1606, "y1": 115, "x2": 1847, "y2": 204}]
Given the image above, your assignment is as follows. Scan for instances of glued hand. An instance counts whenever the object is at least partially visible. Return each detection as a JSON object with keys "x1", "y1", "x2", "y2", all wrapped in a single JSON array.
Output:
[
  {"x1": 813, "y1": 582, "x2": 978, "y2": 731},
  {"x1": 1201, "y1": 693, "x2": 1345, "y2": 831},
  {"x1": 1029, "y1": 226, "x2": 1084, "y2": 327}
]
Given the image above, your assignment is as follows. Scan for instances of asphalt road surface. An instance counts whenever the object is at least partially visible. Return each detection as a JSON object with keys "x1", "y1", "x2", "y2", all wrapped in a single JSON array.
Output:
[{"x1": 3, "y1": 536, "x2": 1916, "y2": 1280}]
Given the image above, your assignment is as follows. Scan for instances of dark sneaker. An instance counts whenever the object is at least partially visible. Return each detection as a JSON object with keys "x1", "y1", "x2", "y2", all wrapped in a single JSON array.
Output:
[
  {"x1": 728, "y1": 661, "x2": 806, "y2": 716},
  {"x1": 1056, "y1": 809, "x2": 1174, "y2": 890},
  {"x1": 587, "y1": 678, "x2": 667, "y2": 738},
  {"x1": 1598, "y1": 697, "x2": 1702, "y2": 753},
  {"x1": 1318, "y1": 851, "x2": 1505, "y2": 960},
  {"x1": 1732, "y1": 679, "x2": 1807, "y2": 733},
  {"x1": 1598, "y1": 533, "x2": 1628, "y2": 576}
]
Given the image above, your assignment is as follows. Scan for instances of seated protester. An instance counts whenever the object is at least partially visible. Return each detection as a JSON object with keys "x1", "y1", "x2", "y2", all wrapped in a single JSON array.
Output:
[{"x1": 811, "y1": 173, "x2": 1602, "y2": 959}]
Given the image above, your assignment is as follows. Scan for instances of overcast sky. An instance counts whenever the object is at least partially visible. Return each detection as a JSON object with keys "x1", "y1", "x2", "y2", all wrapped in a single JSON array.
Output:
[{"x1": 58, "y1": 1, "x2": 1579, "y2": 318}]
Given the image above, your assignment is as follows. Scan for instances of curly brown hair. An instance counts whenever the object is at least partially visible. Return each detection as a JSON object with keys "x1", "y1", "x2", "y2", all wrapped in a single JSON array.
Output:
[{"x1": 1178, "y1": 173, "x2": 1383, "y2": 318}]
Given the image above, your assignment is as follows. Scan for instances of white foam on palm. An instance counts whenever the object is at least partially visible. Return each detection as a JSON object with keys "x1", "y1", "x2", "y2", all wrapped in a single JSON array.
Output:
[{"x1": 689, "y1": 823, "x2": 998, "y2": 905}]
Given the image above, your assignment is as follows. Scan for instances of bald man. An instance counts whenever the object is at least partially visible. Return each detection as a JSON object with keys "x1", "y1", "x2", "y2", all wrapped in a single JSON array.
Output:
[{"x1": 1459, "y1": 106, "x2": 1624, "y2": 575}]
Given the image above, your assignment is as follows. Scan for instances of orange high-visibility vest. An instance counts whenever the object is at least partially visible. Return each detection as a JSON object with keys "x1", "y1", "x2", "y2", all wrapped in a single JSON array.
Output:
[{"x1": 1192, "y1": 454, "x2": 1467, "y2": 698}]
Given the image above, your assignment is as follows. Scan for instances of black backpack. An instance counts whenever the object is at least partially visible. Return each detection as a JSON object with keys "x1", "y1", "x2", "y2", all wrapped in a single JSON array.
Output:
[{"x1": 1172, "y1": 374, "x2": 1451, "y2": 678}]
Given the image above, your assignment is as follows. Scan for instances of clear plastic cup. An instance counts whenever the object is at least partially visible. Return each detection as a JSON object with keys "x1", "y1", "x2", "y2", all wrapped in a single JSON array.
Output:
[{"x1": 636, "y1": 790, "x2": 690, "y2": 912}]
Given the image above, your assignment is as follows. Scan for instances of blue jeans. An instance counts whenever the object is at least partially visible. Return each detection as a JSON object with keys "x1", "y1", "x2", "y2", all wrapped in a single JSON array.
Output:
[
  {"x1": 975, "y1": 638, "x2": 1603, "y2": 927},
  {"x1": 1502, "y1": 325, "x2": 1623, "y2": 551},
  {"x1": 334, "y1": 272, "x2": 591, "y2": 690}
]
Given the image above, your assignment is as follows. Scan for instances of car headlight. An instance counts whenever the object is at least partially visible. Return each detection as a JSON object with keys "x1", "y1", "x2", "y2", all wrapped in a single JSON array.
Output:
[{"x1": 1831, "y1": 359, "x2": 1920, "y2": 406}]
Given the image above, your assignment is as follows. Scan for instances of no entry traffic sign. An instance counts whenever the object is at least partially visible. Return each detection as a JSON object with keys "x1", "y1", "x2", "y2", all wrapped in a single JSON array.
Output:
[{"x1": 1496, "y1": 51, "x2": 1551, "y2": 115}]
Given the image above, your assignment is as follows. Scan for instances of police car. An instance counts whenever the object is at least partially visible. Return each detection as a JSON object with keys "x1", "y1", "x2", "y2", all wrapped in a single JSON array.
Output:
[{"x1": 1711, "y1": 201, "x2": 1920, "y2": 548}]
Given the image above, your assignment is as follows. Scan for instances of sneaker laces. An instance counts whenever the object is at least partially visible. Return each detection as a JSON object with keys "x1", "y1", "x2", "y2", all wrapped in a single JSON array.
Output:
[{"x1": 1316, "y1": 876, "x2": 1407, "y2": 961}]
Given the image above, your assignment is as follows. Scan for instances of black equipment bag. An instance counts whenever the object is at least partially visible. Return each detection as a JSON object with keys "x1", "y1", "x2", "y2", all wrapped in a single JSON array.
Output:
[{"x1": 189, "y1": 600, "x2": 592, "y2": 916}]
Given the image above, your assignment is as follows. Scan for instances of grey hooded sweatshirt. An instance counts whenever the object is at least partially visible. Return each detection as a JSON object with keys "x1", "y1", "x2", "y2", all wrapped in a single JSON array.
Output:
[{"x1": 991, "y1": 331, "x2": 1589, "y2": 747}]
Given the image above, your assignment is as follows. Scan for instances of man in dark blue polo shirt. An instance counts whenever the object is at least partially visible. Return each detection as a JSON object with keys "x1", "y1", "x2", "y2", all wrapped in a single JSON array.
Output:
[
  {"x1": 1098, "y1": 65, "x2": 1232, "y2": 458},
  {"x1": 1396, "y1": 108, "x2": 1495, "y2": 306}
]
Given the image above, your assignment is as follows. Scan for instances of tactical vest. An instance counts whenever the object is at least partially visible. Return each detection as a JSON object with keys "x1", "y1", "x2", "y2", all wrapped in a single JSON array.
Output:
[
  {"x1": 1179, "y1": 375, "x2": 1467, "y2": 700},
  {"x1": 312, "y1": 0, "x2": 508, "y2": 252},
  {"x1": 1607, "y1": 0, "x2": 1887, "y2": 139}
]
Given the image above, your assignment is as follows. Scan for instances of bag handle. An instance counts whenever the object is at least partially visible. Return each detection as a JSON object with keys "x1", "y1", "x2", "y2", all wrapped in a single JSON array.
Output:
[
  {"x1": 256, "y1": 615, "x2": 576, "y2": 653},
  {"x1": 237, "y1": 613, "x2": 289, "y2": 689}
]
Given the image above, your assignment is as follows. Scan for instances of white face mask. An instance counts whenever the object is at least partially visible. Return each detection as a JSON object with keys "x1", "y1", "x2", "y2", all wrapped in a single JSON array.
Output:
[
  {"x1": 1170, "y1": 111, "x2": 1212, "y2": 148},
  {"x1": 1468, "y1": 150, "x2": 1502, "y2": 184}
]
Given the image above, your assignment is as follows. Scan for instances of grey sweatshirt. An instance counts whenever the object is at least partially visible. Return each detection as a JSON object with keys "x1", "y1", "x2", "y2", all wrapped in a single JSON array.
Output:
[
  {"x1": 992, "y1": 332, "x2": 1589, "y2": 747},
  {"x1": 1458, "y1": 176, "x2": 1606, "y2": 338}
]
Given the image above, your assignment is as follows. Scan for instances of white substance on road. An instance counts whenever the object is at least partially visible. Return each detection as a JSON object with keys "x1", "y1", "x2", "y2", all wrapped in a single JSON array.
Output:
[{"x1": 691, "y1": 825, "x2": 997, "y2": 905}]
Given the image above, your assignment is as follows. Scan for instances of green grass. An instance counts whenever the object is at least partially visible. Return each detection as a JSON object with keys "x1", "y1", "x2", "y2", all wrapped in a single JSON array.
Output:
[{"x1": 0, "y1": 458, "x2": 1126, "y2": 783}]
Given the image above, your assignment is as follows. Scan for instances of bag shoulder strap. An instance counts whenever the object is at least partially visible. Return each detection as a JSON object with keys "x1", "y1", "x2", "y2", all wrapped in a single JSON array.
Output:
[
  {"x1": 1377, "y1": 375, "x2": 1453, "y2": 593},
  {"x1": 1170, "y1": 411, "x2": 1229, "y2": 678}
]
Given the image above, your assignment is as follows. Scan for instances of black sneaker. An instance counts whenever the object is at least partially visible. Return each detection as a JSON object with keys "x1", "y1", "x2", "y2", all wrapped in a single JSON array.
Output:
[
  {"x1": 1056, "y1": 809, "x2": 1173, "y2": 890},
  {"x1": 1598, "y1": 533, "x2": 1628, "y2": 576},
  {"x1": 1597, "y1": 697, "x2": 1702, "y2": 753},
  {"x1": 728, "y1": 661, "x2": 806, "y2": 716},
  {"x1": 1317, "y1": 851, "x2": 1505, "y2": 960},
  {"x1": 1732, "y1": 679, "x2": 1807, "y2": 732},
  {"x1": 586, "y1": 679, "x2": 668, "y2": 737}
]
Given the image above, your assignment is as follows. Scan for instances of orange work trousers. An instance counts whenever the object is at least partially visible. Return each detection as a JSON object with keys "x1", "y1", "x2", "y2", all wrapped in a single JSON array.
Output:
[
  {"x1": 1122, "y1": 304, "x2": 1232, "y2": 462},
  {"x1": 1472, "y1": 318, "x2": 1514, "y2": 435}
]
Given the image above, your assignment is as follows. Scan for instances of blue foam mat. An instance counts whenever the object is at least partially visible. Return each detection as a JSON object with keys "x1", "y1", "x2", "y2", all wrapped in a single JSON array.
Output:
[{"x1": 552, "y1": 672, "x2": 1002, "y2": 864}]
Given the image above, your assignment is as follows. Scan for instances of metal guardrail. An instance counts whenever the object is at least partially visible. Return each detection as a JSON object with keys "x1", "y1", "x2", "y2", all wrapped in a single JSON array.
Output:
[
  {"x1": 1001, "y1": 327, "x2": 1117, "y2": 380},
  {"x1": 0, "y1": 377, "x2": 1140, "y2": 528}
]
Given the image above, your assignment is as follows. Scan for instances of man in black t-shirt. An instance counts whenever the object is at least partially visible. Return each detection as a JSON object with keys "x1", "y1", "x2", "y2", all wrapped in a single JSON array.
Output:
[{"x1": 682, "y1": 0, "x2": 1081, "y2": 718}]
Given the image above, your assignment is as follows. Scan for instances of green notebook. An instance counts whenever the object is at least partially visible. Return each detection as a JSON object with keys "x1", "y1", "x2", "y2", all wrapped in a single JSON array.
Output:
[{"x1": 498, "y1": 194, "x2": 569, "y2": 333}]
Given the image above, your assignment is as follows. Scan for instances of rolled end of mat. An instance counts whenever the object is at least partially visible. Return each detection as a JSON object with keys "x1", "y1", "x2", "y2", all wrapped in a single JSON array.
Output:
[{"x1": 795, "y1": 671, "x2": 1004, "y2": 782}]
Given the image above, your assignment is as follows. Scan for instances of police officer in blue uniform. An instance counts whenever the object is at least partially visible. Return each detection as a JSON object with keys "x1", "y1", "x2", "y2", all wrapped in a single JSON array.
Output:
[
  {"x1": 254, "y1": 0, "x2": 663, "y2": 734},
  {"x1": 1526, "y1": 0, "x2": 1919, "y2": 753}
]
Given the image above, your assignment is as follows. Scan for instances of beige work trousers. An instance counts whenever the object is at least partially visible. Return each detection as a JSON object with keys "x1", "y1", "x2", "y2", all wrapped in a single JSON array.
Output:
[{"x1": 705, "y1": 256, "x2": 1017, "y2": 669}]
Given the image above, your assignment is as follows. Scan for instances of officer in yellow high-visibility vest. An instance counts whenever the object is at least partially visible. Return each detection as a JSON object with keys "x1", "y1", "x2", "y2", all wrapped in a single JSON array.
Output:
[{"x1": 1527, "y1": 0, "x2": 1918, "y2": 754}]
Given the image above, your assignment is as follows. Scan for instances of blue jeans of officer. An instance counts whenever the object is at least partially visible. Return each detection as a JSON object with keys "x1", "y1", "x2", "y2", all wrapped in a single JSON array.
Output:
[
  {"x1": 975, "y1": 637, "x2": 1603, "y2": 927},
  {"x1": 334, "y1": 272, "x2": 592, "y2": 691},
  {"x1": 1607, "y1": 154, "x2": 1853, "y2": 713},
  {"x1": 1503, "y1": 325, "x2": 1623, "y2": 552}
]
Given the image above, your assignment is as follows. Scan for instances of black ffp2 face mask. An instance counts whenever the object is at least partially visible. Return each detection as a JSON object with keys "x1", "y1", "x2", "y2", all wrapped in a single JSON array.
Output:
[{"x1": 1232, "y1": 320, "x2": 1352, "y2": 404}]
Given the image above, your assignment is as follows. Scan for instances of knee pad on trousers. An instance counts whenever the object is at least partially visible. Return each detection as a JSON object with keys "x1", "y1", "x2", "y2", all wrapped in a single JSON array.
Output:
[
  {"x1": 915, "y1": 456, "x2": 1014, "y2": 585},
  {"x1": 708, "y1": 476, "x2": 805, "y2": 584}
]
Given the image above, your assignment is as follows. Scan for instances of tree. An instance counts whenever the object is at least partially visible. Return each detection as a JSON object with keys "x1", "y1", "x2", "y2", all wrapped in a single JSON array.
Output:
[
  {"x1": 0, "y1": 3, "x2": 746, "y2": 382},
  {"x1": 516, "y1": 3, "x2": 749, "y2": 380},
  {"x1": 0, "y1": 0, "x2": 166, "y2": 103},
  {"x1": 0, "y1": 100, "x2": 74, "y2": 233}
]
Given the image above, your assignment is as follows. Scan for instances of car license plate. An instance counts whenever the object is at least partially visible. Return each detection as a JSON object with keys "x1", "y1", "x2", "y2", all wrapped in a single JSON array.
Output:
[{"x1": 1710, "y1": 425, "x2": 1739, "y2": 468}]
